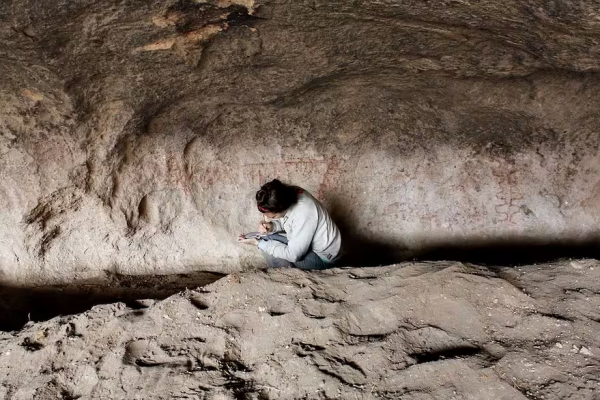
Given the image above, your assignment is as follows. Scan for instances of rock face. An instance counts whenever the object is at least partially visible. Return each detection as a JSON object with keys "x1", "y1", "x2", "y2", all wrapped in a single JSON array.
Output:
[
  {"x1": 0, "y1": 0, "x2": 599, "y2": 283},
  {"x1": 1, "y1": 261, "x2": 599, "y2": 399}
]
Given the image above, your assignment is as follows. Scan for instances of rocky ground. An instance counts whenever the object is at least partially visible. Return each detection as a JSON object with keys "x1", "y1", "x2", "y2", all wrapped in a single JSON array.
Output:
[{"x1": 1, "y1": 260, "x2": 599, "y2": 399}]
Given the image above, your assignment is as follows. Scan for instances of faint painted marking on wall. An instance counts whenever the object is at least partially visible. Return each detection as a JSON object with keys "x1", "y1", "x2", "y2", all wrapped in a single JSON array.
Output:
[
  {"x1": 241, "y1": 158, "x2": 336, "y2": 197},
  {"x1": 491, "y1": 159, "x2": 525, "y2": 225}
]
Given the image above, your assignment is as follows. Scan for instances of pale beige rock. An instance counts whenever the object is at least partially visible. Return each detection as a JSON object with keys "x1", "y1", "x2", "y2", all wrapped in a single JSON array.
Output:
[{"x1": 0, "y1": 0, "x2": 599, "y2": 284}]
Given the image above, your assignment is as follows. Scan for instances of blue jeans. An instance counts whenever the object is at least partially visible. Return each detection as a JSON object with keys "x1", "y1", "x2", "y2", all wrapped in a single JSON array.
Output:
[{"x1": 259, "y1": 234, "x2": 331, "y2": 270}]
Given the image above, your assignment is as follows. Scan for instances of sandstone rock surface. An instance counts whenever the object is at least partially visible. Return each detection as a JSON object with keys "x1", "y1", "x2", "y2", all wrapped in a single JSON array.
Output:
[
  {"x1": 1, "y1": 0, "x2": 599, "y2": 283},
  {"x1": 1, "y1": 261, "x2": 599, "y2": 399}
]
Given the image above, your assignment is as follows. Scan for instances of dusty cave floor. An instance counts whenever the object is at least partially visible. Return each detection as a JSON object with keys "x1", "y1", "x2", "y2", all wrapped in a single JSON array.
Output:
[{"x1": 0, "y1": 260, "x2": 599, "y2": 400}]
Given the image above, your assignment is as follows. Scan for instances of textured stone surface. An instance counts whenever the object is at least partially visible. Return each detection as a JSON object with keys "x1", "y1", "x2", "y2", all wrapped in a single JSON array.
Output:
[
  {"x1": 1, "y1": 261, "x2": 599, "y2": 399},
  {"x1": 1, "y1": 0, "x2": 600, "y2": 283}
]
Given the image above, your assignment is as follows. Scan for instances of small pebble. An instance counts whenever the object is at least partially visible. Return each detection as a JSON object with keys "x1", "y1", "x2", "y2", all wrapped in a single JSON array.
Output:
[{"x1": 579, "y1": 347, "x2": 594, "y2": 357}]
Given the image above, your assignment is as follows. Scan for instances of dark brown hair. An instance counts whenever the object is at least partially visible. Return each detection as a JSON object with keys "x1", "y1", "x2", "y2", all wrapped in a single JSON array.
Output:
[{"x1": 256, "y1": 179, "x2": 299, "y2": 213}]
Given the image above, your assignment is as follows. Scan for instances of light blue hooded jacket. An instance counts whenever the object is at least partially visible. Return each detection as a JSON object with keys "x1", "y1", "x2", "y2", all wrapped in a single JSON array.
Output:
[{"x1": 258, "y1": 190, "x2": 341, "y2": 263}]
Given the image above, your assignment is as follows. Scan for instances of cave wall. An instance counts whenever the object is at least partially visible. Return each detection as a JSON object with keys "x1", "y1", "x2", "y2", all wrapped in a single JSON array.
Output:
[{"x1": 1, "y1": 0, "x2": 599, "y2": 284}]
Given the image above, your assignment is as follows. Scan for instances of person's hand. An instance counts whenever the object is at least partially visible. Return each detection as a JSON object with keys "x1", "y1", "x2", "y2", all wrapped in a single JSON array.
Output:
[
  {"x1": 238, "y1": 235, "x2": 259, "y2": 247},
  {"x1": 258, "y1": 221, "x2": 272, "y2": 234}
]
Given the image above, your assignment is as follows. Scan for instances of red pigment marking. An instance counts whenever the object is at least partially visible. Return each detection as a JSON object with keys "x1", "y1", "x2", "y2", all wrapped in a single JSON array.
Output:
[
  {"x1": 420, "y1": 210, "x2": 443, "y2": 229},
  {"x1": 491, "y1": 160, "x2": 525, "y2": 224},
  {"x1": 258, "y1": 169, "x2": 265, "y2": 185},
  {"x1": 243, "y1": 159, "x2": 330, "y2": 187},
  {"x1": 191, "y1": 159, "x2": 343, "y2": 198},
  {"x1": 150, "y1": 152, "x2": 193, "y2": 194},
  {"x1": 243, "y1": 159, "x2": 326, "y2": 166},
  {"x1": 195, "y1": 165, "x2": 236, "y2": 188},
  {"x1": 315, "y1": 156, "x2": 342, "y2": 200}
]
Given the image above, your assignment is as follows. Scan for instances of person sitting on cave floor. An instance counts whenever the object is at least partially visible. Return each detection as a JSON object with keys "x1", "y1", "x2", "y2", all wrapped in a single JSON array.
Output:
[{"x1": 238, "y1": 179, "x2": 342, "y2": 270}]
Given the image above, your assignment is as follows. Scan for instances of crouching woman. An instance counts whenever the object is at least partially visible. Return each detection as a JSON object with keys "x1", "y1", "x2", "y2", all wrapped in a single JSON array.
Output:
[{"x1": 239, "y1": 179, "x2": 342, "y2": 270}]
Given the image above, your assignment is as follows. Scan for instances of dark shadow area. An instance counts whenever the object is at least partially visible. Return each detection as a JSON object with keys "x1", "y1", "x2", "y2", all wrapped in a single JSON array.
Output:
[
  {"x1": 0, "y1": 271, "x2": 225, "y2": 332},
  {"x1": 326, "y1": 196, "x2": 410, "y2": 267},
  {"x1": 410, "y1": 345, "x2": 482, "y2": 364},
  {"x1": 326, "y1": 196, "x2": 600, "y2": 267},
  {"x1": 337, "y1": 233, "x2": 600, "y2": 268},
  {"x1": 410, "y1": 238, "x2": 600, "y2": 266}
]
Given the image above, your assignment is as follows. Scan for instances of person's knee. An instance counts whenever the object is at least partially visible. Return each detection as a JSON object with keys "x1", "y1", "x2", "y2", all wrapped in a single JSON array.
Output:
[{"x1": 261, "y1": 251, "x2": 292, "y2": 268}]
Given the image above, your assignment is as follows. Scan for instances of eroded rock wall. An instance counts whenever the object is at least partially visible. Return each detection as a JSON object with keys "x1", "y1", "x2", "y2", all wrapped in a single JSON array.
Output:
[{"x1": 1, "y1": 0, "x2": 599, "y2": 283}]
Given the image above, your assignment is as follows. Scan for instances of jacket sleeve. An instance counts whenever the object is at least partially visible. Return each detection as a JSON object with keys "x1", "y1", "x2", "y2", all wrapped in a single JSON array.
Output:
[
  {"x1": 270, "y1": 219, "x2": 284, "y2": 233},
  {"x1": 258, "y1": 209, "x2": 318, "y2": 262}
]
